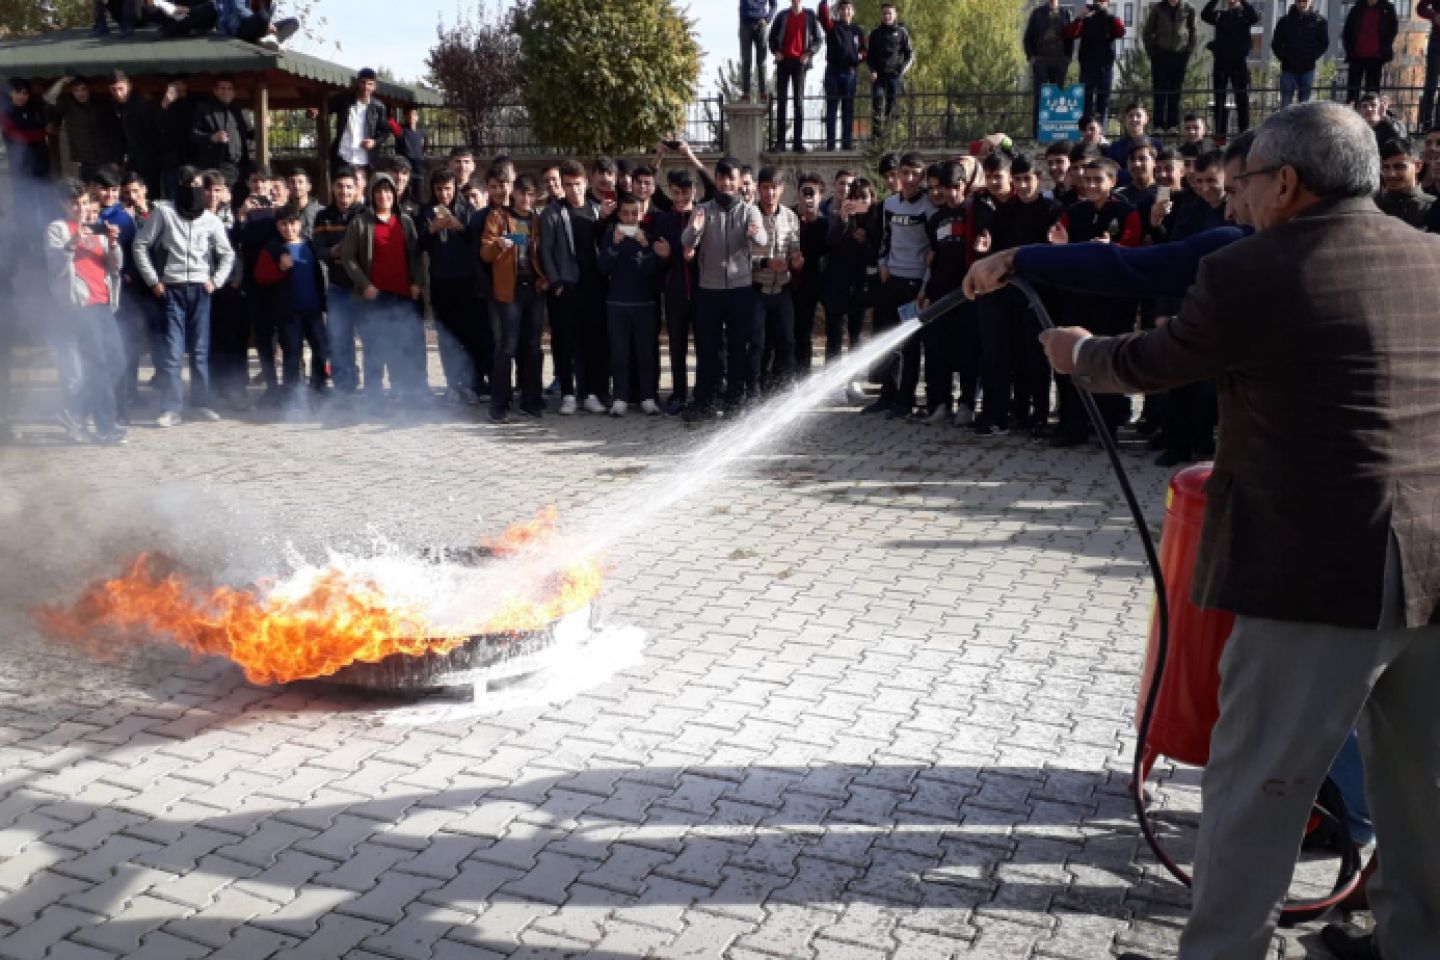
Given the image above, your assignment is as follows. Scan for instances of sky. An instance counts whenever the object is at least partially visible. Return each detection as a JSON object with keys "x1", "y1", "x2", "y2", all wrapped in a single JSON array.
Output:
[{"x1": 288, "y1": 0, "x2": 737, "y2": 93}]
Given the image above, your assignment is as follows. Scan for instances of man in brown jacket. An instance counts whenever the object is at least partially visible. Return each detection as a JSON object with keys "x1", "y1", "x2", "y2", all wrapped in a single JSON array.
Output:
[
  {"x1": 1042, "y1": 102, "x2": 1440, "y2": 960},
  {"x1": 480, "y1": 172, "x2": 548, "y2": 422}
]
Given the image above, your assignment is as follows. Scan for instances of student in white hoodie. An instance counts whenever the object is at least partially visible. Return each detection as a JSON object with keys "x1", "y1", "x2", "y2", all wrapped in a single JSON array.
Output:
[
  {"x1": 44, "y1": 179, "x2": 126, "y2": 444},
  {"x1": 132, "y1": 164, "x2": 235, "y2": 427}
]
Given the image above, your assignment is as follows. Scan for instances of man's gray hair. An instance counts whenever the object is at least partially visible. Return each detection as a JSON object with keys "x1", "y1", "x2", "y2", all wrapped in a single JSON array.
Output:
[{"x1": 1252, "y1": 102, "x2": 1380, "y2": 199}]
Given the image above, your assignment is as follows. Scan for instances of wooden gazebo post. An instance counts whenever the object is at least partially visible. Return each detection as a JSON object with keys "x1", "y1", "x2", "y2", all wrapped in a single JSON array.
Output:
[
  {"x1": 254, "y1": 75, "x2": 270, "y2": 171},
  {"x1": 316, "y1": 87, "x2": 332, "y2": 197}
]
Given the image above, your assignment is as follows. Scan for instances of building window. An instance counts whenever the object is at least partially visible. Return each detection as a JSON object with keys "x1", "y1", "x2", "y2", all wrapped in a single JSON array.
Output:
[{"x1": 1124, "y1": 2, "x2": 1134, "y2": 24}]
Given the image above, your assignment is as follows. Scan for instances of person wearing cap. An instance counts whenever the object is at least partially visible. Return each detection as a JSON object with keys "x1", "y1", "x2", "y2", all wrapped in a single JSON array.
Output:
[{"x1": 327, "y1": 70, "x2": 389, "y2": 177}]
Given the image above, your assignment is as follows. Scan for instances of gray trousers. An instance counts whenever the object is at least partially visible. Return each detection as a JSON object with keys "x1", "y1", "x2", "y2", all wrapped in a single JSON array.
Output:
[{"x1": 1180, "y1": 539, "x2": 1440, "y2": 959}]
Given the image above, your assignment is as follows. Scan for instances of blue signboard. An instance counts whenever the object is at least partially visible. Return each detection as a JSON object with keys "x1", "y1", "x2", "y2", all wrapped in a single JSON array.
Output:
[{"x1": 1038, "y1": 83, "x2": 1086, "y2": 144}]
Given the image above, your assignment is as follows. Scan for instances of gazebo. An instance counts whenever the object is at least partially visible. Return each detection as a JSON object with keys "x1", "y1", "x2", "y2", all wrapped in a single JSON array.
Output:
[{"x1": 0, "y1": 28, "x2": 442, "y2": 187}]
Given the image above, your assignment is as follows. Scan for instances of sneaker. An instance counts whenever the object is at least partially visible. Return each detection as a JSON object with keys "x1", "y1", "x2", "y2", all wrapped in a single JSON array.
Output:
[
  {"x1": 861, "y1": 398, "x2": 893, "y2": 415},
  {"x1": 846, "y1": 381, "x2": 868, "y2": 403},
  {"x1": 921, "y1": 405, "x2": 950, "y2": 424},
  {"x1": 188, "y1": 406, "x2": 221, "y2": 422},
  {"x1": 559, "y1": 395, "x2": 577, "y2": 416},
  {"x1": 583, "y1": 395, "x2": 606, "y2": 414},
  {"x1": 273, "y1": 17, "x2": 300, "y2": 43},
  {"x1": 665, "y1": 396, "x2": 685, "y2": 416},
  {"x1": 545, "y1": 377, "x2": 561, "y2": 396},
  {"x1": 641, "y1": 399, "x2": 661, "y2": 415},
  {"x1": 90, "y1": 21, "x2": 110, "y2": 36},
  {"x1": 94, "y1": 428, "x2": 129, "y2": 446},
  {"x1": 682, "y1": 404, "x2": 717, "y2": 423},
  {"x1": 486, "y1": 408, "x2": 508, "y2": 423},
  {"x1": 609, "y1": 400, "x2": 627, "y2": 417},
  {"x1": 57, "y1": 411, "x2": 88, "y2": 444},
  {"x1": 155, "y1": 410, "x2": 182, "y2": 428},
  {"x1": 1318, "y1": 924, "x2": 1381, "y2": 960},
  {"x1": 258, "y1": 35, "x2": 281, "y2": 49},
  {"x1": 953, "y1": 402, "x2": 975, "y2": 427}
]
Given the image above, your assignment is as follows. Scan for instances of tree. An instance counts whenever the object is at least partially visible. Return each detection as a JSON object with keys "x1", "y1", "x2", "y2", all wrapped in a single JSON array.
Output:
[
  {"x1": 0, "y1": 0, "x2": 87, "y2": 36},
  {"x1": 511, "y1": 0, "x2": 701, "y2": 155},
  {"x1": 425, "y1": 2, "x2": 524, "y2": 149},
  {"x1": 851, "y1": 0, "x2": 1026, "y2": 94}
]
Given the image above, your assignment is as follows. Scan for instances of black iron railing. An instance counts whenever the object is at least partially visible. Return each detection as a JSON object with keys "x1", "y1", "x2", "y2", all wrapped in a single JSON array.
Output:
[
  {"x1": 765, "y1": 83, "x2": 1433, "y2": 151},
  {"x1": 272, "y1": 98, "x2": 726, "y2": 161}
]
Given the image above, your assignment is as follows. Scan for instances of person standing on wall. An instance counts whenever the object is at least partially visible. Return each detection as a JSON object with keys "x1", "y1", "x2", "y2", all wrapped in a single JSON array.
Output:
[
  {"x1": 1201, "y1": 0, "x2": 1259, "y2": 138},
  {"x1": 739, "y1": 0, "x2": 779, "y2": 102},
  {"x1": 1025, "y1": 0, "x2": 1076, "y2": 139},
  {"x1": 1142, "y1": 0, "x2": 1198, "y2": 133},
  {"x1": 818, "y1": 0, "x2": 867, "y2": 151},
  {"x1": 768, "y1": 0, "x2": 825, "y2": 153},
  {"x1": 1271, "y1": 0, "x2": 1330, "y2": 107},
  {"x1": 1342, "y1": 0, "x2": 1400, "y2": 104}
]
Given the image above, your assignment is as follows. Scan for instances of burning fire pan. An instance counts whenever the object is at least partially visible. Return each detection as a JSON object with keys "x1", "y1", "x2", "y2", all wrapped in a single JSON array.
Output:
[{"x1": 325, "y1": 547, "x2": 601, "y2": 694}]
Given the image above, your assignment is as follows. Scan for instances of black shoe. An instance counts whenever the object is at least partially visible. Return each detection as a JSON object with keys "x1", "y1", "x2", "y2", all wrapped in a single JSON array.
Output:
[
  {"x1": 519, "y1": 403, "x2": 544, "y2": 418},
  {"x1": 487, "y1": 408, "x2": 508, "y2": 423},
  {"x1": 682, "y1": 404, "x2": 717, "y2": 423},
  {"x1": 861, "y1": 398, "x2": 893, "y2": 415},
  {"x1": 771, "y1": 143, "x2": 787, "y2": 153},
  {"x1": 665, "y1": 395, "x2": 685, "y2": 416},
  {"x1": 1049, "y1": 432, "x2": 1088, "y2": 448},
  {"x1": 885, "y1": 405, "x2": 912, "y2": 420},
  {"x1": 1116, "y1": 954, "x2": 1157, "y2": 960},
  {"x1": 1147, "y1": 431, "x2": 1168, "y2": 450},
  {"x1": 1155, "y1": 449, "x2": 1192, "y2": 468},
  {"x1": 973, "y1": 420, "x2": 1009, "y2": 437},
  {"x1": 1320, "y1": 923, "x2": 1382, "y2": 960}
]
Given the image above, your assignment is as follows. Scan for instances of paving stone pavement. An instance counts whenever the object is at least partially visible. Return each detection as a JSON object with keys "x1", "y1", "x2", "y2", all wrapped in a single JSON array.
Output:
[{"x1": 0, "y1": 359, "x2": 1339, "y2": 960}]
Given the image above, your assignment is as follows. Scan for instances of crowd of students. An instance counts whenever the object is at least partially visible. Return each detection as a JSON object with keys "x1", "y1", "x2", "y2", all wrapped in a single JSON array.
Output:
[{"x1": 2, "y1": 74, "x2": 1438, "y2": 459}]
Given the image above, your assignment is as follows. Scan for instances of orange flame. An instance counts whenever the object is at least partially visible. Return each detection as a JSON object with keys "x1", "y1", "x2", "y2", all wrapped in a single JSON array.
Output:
[{"x1": 32, "y1": 510, "x2": 603, "y2": 686}]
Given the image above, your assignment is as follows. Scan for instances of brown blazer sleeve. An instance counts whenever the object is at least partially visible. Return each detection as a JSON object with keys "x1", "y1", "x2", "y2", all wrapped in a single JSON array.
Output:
[{"x1": 1075, "y1": 255, "x2": 1244, "y2": 395}]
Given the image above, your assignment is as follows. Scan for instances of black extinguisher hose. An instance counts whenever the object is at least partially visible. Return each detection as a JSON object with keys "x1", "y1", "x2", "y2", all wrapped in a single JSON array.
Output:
[{"x1": 925, "y1": 278, "x2": 1365, "y2": 923}]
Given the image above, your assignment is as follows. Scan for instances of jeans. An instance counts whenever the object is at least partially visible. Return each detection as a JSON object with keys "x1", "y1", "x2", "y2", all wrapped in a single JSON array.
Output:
[
  {"x1": 1421, "y1": 32, "x2": 1440, "y2": 131},
  {"x1": 431, "y1": 276, "x2": 483, "y2": 393},
  {"x1": 1347, "y1": 58, "x2": 1384, "y2": 103},
  {"x1": 872, "y1": 74, "x2": 903, "y2": 137},
  {"x1": 280, "y1": 310, "x2": 327, "y2": 390},
  {"x1": 1213, "y1": 57, "x2": 1250, "y2": 135},
  {"x1": 694, "y1": 286, "x2": 756, "y2": 409},
  {"x1": 1151, "y1": 51, "x2": 1189, "y2": 129},
  {"x1": 874, "y1": 275, "x2": 922, "y2": 404},
  {"x1": 1031, "y1": 58, "x2": 1070, "y2": 138},
  {"x1": 738, "y1": 18, "x2": 770, "y2": 98},
  {"x1": 775, "y1": 60, "x2": 809, "y2": 149},
  {"x1": 357, "y1": 291, "x2": 425, "y2": 399},
  {"x1": 490, "y1": 281, "x2": 544, "y2": 415},
  {"x1": 824, "y1": 70, "x2": 858, "y2": 150},
  {"x1": 607, "y1": 302, "x2": 658, "y2": 403},
  {"x1": 755, "y1": 288, "x2": 794, "y2": 392},
  {"x1": 1080, "y1": 63, "x2": 1115, "y2": 124},
  {"x1": 327, "y1": 286, "x2": 359, "y2": 393},
  {"x1": 547, "y1": 287, "x2": 581, "y2": 398},
  {"x1": 664, "y1": 290, "x2": 696, "y2": 403},
  {"x1": 69, "y1": 304, "x2": 124, "y2": 434},
  {"x1": 161, "y1": 283, "x2": 212, "y2": 413},
  {"x1": 1279, "y1": 69, "x2": 1314, "y2": 106}
]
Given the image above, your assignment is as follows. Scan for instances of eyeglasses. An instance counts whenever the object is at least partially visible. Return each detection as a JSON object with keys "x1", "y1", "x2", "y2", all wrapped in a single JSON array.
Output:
[{"x1": 1232, "y1": 164, "x2": 1284, "y2": 182}]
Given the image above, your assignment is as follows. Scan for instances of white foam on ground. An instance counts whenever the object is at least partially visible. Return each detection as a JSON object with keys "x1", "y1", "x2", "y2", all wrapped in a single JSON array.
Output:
[{"x1": 377, "y1": 624, "x2": 646, "y2": 724}]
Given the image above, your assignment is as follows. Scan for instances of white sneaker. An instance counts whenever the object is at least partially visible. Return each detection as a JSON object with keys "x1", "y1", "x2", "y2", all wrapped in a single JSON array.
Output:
[
  {"x1": 559, "y1": 395, "x2": 577, "y2": 415},
  {"x1": 258, "y1": 35, "x2": 281, "y2": 49},
  {"x1": 155, "y1": 411, "x2": 182, "y2": 428},
  {"x1": 640, "y1": 399, "x2": 661, "y2": 415},
  {"x1": 953, "y1": 402, "x2": 975, "y2": 427},
  {"x1": 924, "y1": 405, "x2": 950, "y2": 425},
  {"x1": 846, "y1": 381, "x2": 868, "y2": 404},
  {"x1": 583, "y1": 395, "x2": 606, "y2": 414},
  {"x1": 609, "y1": 400, "x2": 627, "y2": 417}
]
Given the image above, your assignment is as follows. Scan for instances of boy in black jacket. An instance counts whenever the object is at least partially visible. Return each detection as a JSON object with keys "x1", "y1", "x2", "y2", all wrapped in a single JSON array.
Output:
[
  {"x1": 868, "y1": 4, "x2": 915, "y2": 138},
  {"x1": 1201, "y1": 0, "x2": 1260, "y2": 136},
  {"x1": 653, "y1": 169, "x2": 703, "y2": 414},
  {"x1": 597, "y1": 196, "x2": 664, "y2": 416},
  {"x1": 253, "y1": 208, "x2": 328, "y2": 399},
  {"x1": 822, "y1": 176, "x2": 879, "y2": 402},
  {"x1": 975, "y1": 153, "x2": 1063, "y2": 436},
  {"x1": 792, "y1": 172, "x2": 830, "y2": 374},
  {"x1": 918, "y1": 160, "x2": 982, "y2": 425},
  {"x1": 312, "y1": 168, "x2": 364, "y2": 396},
  {"x1": 819, "y1": 0, "x2": 867, "y2": 150},
  {"x1": 421, "y1": 169, "x2": 485, "y2": 405}
]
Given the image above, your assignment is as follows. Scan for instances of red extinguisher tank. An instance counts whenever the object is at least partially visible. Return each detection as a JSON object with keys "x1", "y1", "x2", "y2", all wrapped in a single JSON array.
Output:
[{"x1": 1136, "y1": 463, "x2": 1236, "y2": 772}]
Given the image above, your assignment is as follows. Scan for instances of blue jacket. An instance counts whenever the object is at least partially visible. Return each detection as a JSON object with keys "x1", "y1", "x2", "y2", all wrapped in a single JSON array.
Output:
[
  {"x1": 1013, "y1": 224, "x2": 1250, "y2": 299},
  {"x1": 741, "y1": 0, "x2": 778, "y2": 24}
]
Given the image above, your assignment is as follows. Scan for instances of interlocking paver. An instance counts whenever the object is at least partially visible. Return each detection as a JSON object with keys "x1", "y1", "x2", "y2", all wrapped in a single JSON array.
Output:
[{"x1": 0, "y1": 362, "x2": 1295, "y2": 960}]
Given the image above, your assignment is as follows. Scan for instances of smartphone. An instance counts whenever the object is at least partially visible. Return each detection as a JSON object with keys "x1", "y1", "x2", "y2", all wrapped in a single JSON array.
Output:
[
  {"x1": 252, "y1": 194, "x2": 272, "y2": 208},
  {"x1": 898, "y1": 301, "x2": 921, "y2": 323},
  {"x1": 86, "y1": 222, "x2": 109, "y2": 235},
  {"x1": 618, "y1": 224, "x2": 639, "y2": 239},
  {"x1": 1156, "y1": 185, "x2": 1172, "y2": 204}
]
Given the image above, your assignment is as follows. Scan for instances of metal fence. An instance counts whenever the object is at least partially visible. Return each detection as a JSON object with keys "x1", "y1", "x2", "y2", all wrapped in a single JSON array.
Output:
[
  {"x1": 270, "y1": 98, "x2": 727, "y2": 161},
  {"x1": 767, "y1": 84, "x2": 1433, "y2": 151}
]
